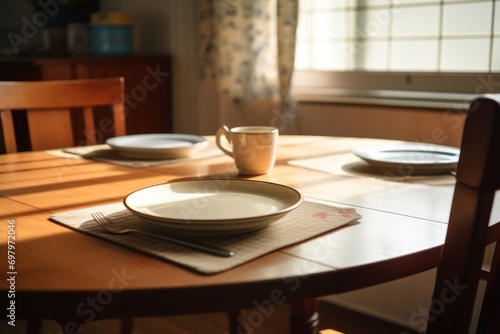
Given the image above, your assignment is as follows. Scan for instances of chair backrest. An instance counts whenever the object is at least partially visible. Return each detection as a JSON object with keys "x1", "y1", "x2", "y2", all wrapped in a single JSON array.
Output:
[
  {"x1": 0, "y1": 77, "x2": 126, "y2": 153},
  {"x1": 426, "y1": 95, "x2": 500, "y2": 333}
]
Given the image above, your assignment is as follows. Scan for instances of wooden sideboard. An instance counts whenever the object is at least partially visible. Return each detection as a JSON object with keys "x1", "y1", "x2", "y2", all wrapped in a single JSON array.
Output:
[{"x1": 0, "y1": 54, "x2": 171, "y2": 151}]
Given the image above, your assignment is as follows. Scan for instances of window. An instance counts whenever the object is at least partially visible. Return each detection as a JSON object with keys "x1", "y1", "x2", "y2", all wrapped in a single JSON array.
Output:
[{"x1": 293, "y1": 0, "x2": 500, "y2": 108}]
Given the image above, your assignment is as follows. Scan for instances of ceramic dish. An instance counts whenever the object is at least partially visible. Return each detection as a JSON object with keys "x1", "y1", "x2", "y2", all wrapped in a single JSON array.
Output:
[
  {"x1": 353, "y1": 144, "x2": 460, "y2": 175},
  {"x1": 124, "y1": 179, "x2": 303, "y2": 235},
  {"x1": 106, "y1": 134, "x2": 208, "y2": 159}
]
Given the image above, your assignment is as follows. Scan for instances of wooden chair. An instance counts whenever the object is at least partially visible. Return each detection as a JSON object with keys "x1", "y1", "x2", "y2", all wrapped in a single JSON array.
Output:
[
  {"x1": 319, "y1": 94, "x2": 500, "y2": 333},
  {"x1": 0, "y1": 77, "x2": 130, "y2": 333},
  {"x1": 0, "y1": 77, "x2": 126, "y2": 153},
  {"x1": 426, "y1": 94, "x2": 500, "y2": 333}
]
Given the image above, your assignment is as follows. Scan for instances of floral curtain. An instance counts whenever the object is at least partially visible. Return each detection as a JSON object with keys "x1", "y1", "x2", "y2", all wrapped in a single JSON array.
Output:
[{"x1": 199, "y1": 0, "x2": 298, "y2": 131}]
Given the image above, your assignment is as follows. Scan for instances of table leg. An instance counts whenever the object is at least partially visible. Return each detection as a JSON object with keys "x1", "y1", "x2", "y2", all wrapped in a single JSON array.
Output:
[
  {"x1": 26, "y1": 318, "x2": 42, "y2": 334},
  {"x1": 119, "y1": 317, "x2": 134, "y2": 334},
  {"x1": 228, "y1": 309, "x2": 248, "y2": 334},
  {"x1": 289, "y1": 299, "x2": 320, "y2": 334}
]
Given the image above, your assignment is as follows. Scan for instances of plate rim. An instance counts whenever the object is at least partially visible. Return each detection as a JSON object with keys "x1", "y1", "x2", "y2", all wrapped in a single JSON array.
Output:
[
  {"x1": 123, "y1": 179, "x2": 304, "y2": 226},
  {"x1": 106, "y1": 133, "x2": 209, "y2": 152},
  {"x1": 352, "y1": 144, "x2": 460, "y2": 166}
]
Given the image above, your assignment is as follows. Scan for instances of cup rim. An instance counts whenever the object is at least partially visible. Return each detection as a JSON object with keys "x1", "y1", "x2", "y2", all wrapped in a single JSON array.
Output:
[{"x1": 230, "y1": 126, "x2": 278, "y2": 134}]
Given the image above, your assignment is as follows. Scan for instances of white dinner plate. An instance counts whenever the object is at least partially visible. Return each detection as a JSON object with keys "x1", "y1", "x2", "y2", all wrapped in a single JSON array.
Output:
[
  {"x1": 124, "y1": 179, "x2": 303, "y2": 235},
  {"x1": 352, "y1": 144, "x2": 460, "y2": 175},
  {"x1": 106, "y1": 134, "x2": 209, "y2": 159}
]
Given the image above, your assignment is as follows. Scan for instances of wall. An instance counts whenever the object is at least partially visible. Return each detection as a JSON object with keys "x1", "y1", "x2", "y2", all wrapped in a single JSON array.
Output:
[{"x1": 294, "y1": 102, "x2": 466, "y2": 147}]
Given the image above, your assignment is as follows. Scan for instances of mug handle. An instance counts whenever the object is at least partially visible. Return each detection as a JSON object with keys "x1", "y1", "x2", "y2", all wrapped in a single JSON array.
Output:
[{"x1": 215, "y1": 125, "x2": 234, "y2": 157}]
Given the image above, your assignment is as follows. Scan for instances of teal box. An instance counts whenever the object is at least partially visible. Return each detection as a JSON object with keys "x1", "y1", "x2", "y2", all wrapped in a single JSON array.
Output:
[
  {"x1": 90, "y1": 12, "x2": 134, "y2": 55},
  {"x1": 90, "y1": 25, "x2": 133, "y2": 55}
]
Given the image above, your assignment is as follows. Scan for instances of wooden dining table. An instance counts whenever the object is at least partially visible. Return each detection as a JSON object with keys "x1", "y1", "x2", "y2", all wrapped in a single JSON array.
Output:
[{"x1": 2, "y1": 135, "x2": 497, "y2": 333}]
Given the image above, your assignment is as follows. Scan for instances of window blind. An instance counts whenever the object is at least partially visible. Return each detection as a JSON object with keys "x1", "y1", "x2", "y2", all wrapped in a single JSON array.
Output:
[{"x1": 296, "y1": 0, "x2": 499, "y2": 72}]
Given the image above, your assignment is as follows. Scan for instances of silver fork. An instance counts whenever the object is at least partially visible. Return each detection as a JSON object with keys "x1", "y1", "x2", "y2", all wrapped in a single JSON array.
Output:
[{"x1": 91, "y1": 212, "x2": 234, "y2": 257}]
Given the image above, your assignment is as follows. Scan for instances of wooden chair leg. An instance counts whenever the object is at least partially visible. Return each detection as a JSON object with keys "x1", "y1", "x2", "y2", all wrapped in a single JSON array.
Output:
[{"x1": 289, "y1": 299, "x2": 320, "y2": 334}]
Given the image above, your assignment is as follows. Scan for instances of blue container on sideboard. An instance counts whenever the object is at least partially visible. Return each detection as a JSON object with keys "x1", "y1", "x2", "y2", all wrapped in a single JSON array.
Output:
[{"x1": 90, "y1": 12, "x2": 134, "y2": 55}]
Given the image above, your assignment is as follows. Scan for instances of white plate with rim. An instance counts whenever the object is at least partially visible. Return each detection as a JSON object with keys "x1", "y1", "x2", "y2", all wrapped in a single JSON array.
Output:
[
  {"x1": 124, "y1": 179, "x2": 303, "y2": 235},
  {"x1": 106, "y1": 134, "x2": 209, "y2": 159},
  {"x1": 352, "y1": 144, "x2": 460, "y2": 175}
]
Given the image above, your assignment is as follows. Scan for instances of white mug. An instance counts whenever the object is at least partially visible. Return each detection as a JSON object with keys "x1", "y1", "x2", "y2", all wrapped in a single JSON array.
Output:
[{"x1": 215, "y1": 125, "x2": 279, "y2": 175}]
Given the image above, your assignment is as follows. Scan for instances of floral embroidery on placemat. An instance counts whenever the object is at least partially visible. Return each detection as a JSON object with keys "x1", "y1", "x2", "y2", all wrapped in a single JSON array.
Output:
[{"x1": 312, "y1": 211, "x2": 329, "y2": 219}]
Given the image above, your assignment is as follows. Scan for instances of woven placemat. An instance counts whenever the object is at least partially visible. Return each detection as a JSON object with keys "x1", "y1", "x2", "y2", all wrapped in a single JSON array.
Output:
[
  {"x1": 50, "y1": 200, "x2": 361, "y2": 275},
  {"x1": 289, "y1": 152, "x2": 456, "y2": 185},
  {"x1": 46, "y1": 142, "x2": 223, "y2": 168}
]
